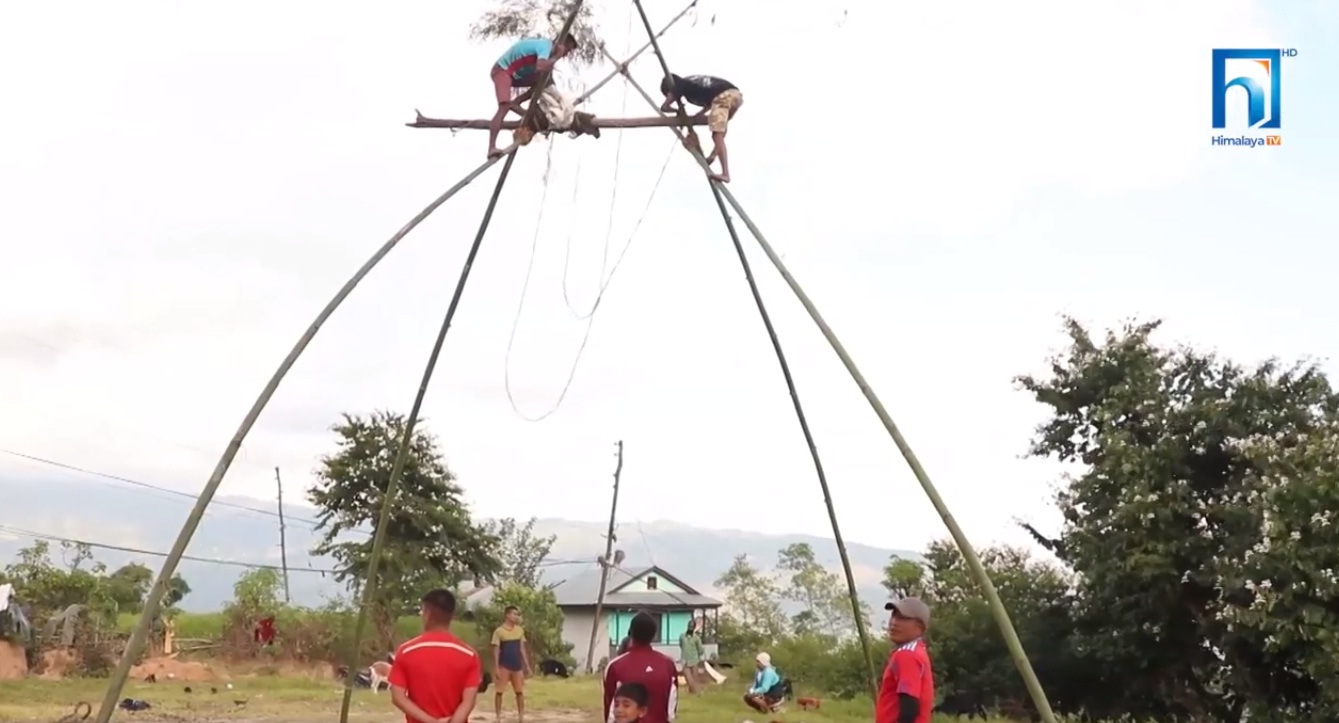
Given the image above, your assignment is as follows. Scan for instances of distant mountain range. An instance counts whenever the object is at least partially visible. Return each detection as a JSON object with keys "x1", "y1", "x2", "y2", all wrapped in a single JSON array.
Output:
[{"x1": 0, "y1": 476, "x2": 913, "y2": 612}]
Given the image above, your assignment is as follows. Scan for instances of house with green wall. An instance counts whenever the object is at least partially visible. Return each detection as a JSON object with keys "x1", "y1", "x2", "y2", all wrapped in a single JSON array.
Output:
[{"x1": 550, "y1": 564, "x2": 722, "y2": 672}]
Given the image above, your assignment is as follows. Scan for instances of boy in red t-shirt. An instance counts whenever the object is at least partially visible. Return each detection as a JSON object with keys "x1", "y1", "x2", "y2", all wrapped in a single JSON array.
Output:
[
  {"x1": 875, "y1": 597, "x2": 935, "y2": 723},
  {"x1": 388, "y1": 589, "x2": 482, "y2": 723}
]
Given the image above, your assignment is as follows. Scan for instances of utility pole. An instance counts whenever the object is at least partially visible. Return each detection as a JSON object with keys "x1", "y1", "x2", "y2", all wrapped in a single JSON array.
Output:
[
  {"x1": 275, "y1": 466, "x2": 292, "y2": 604},
  {"x1": 584, "y1": 440, "x2": 623, "y2": 673}
]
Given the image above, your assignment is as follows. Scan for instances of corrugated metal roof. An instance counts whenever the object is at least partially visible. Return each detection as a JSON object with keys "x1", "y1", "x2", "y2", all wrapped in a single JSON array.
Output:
[
  {"x1": 600, "y1": 591, "x2": 722, "y2": 608},
  {"x1": 551, "y1": 566, "x2": 722, "y2": 608}
]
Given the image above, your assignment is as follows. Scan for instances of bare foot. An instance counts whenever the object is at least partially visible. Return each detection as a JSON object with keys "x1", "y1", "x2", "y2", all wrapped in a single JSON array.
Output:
[
  {"x1": 705, "y1": 152, "x2": 717, "y2": 165},
  {"x1": 487, "y1": 147, "x2": 505, "y2": 159},
  {"x1": 709, "y1": 172, "x2": 730, "y2": 183}
]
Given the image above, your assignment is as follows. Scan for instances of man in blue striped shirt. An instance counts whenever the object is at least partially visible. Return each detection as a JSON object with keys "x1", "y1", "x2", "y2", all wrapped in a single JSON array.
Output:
[{"x1": 488, "y1": 34, "x2": 579, "y2": 159}]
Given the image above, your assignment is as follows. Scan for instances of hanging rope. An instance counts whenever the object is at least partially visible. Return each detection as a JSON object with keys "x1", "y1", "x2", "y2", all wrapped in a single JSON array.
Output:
[
  {"x1": 502, "y1": 138, "x2": 676, "y2": 422},
  {"x1": 560, "y1": 9, "x2": 637, "y2": 320},
  {"x1": 619, "y1": 4, "x2": 881, "y2": 700}
]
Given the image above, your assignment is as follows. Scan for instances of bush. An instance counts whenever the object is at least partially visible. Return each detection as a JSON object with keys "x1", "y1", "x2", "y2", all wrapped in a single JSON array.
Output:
[
  {"x1": 469, "y1": 583, "x2": 573, "y2": 667},
  {"x1": 770, "y1": 633, "x2": 891, "y2": 700}
]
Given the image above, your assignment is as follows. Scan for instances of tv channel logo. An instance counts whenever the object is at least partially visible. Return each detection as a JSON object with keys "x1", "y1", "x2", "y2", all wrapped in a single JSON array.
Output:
[{"x1": 1212, "y1": 49, "x2": 1286, "y2": 130}]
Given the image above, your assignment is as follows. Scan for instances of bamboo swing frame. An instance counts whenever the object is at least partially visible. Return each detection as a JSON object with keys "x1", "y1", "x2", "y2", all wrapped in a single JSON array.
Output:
[{"x1": 94, "y1": 1, "x2": 1060, "y2": 721}]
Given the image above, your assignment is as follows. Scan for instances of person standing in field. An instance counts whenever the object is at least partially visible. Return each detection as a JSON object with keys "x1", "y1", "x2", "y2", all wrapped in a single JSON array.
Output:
[
  {"x1": 677, "y1": 618, "x2": 706, "y2": 694},
  {"x1": 388, "y1": 589, "x2": 482, "y2": 723},
  {"x1": 875, "y1": 597, "x2": 936, "y2": 723},
  {"x1": 603, "y1": 612, "x2": 678, "y2": 723},
  {"x1": 491, "y1": 605, "x2": 531, "y2": 723}
]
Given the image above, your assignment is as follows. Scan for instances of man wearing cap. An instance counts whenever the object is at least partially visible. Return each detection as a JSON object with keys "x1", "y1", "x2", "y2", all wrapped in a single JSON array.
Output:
[
  {"x1": 876, "y1": 597, "x2": 935, "y2": 723},
  {"x1": 742, "y1": 652, "x2": 783, "y2": 713}
]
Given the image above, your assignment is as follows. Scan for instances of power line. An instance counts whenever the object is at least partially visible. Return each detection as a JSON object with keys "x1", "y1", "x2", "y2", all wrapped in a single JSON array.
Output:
[
  {"x1": 0, "y1": 447, "x2": 369, "y2": 537},
  {"x1": 0, "y1": 523, "x2": 340, "y2": 575}
]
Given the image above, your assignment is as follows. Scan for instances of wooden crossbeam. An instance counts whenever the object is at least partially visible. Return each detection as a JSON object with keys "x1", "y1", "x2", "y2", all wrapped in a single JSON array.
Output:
[{"x1": 406, "y1": 111, "x2": 705, "y2": 130}]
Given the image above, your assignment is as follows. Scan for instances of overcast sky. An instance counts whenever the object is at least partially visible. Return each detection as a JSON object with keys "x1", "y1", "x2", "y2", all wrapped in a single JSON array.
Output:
[{"x1": 1, "y1": 0, "x2": 1335, "y2": 558}]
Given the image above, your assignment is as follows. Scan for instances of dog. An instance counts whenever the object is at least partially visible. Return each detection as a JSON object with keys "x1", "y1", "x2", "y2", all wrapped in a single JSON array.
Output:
[
  {"x1": 797, "y1": 697, "x2": 822, "y2": 710},
  {"x1": 368, "y1": 661, "x2": 391, "y2": 693},
  {"x1": 537, "y1": 658, "x2": 570, "y2": 678}
]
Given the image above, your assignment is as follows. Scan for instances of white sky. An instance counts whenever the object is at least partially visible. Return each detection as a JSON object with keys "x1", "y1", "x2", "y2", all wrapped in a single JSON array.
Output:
[{"x1": 1, "y1": 0, "x2": 1333, "y2": 555}]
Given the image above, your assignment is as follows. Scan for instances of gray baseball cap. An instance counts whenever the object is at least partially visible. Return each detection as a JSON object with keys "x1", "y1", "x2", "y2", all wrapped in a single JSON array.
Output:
[{"x1": 884, "y1": 597, "x2": 931, "y2": 628}]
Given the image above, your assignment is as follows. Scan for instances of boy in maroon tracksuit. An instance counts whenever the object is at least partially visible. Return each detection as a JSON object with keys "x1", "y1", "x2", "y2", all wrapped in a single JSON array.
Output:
[{"x1": 603, "y1": 612, "x2": 678, "y2": 723}]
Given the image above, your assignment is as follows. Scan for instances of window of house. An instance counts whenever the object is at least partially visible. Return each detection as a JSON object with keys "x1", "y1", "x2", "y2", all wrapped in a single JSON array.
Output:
[
  {"x1": 646, "y1": 575, "x2": 658, "y2": 590},
  {"x1": 645, "y1": 612, "x2": 665, "y2": 643}
]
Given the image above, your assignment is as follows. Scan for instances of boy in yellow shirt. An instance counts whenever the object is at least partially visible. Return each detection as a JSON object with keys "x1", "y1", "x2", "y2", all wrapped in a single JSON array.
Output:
[{"x1": 491, "y1": 606, "x2": 531, "y2": 723}]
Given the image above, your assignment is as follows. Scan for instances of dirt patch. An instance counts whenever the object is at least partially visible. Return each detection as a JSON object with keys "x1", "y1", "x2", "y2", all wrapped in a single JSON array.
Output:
[
  {"x1": 478, "y1": 710, "x2": 592, "y2": 723},
  {"x1": 0, "y1": 640, "x2": 26, "y2": 679},
  {"x1": 131, "y1": 655, "x2": 228, "y2": 682},
  {"x1": 34, "y1": 648, "x2": 79, "y2": 679}
]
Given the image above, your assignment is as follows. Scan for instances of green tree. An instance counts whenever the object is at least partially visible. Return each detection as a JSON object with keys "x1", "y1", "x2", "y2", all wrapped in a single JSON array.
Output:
[
  {"x1": 1018, "y1": 317, "x2": 1339, "y2": 722},
  {"x1": 1222, "y1": 421, "x2": 1339, "y2": 720},
  {"x1": 308, "y1": 411, "x2": 501, "y2": 645},
  {"x1": 775, "y1": 543, "x2": 848, "y2": 638},
  {"x1": 470, "y1": 0, "x2": 604, "y2": 68},
  {"x1": 106, "y1": 563, "x2": 154, "y2": 610},
  {"x1": 914, "y1": 540, "x2": 1077, "y2": 713},
  {"x1": 713, "y1": 554, "x2": 787, "y2": 655},
  {"x1": 470, "y1": 583, "x2": 573, "y2": 667},
  {"x1": 2, "y1": 541, "x2": 116, "y2": 630},
  {"x1": 881, "y1": 556, "x2": 929, "y2": 600},
  {"x1": 483, "y1": 517, "x2": 555, "y2": 588}
]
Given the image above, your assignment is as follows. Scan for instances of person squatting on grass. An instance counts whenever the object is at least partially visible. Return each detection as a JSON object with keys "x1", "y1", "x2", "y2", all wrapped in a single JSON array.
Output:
[{"x1": 389, "y1": 589, "x2": 482, "y2": 723}]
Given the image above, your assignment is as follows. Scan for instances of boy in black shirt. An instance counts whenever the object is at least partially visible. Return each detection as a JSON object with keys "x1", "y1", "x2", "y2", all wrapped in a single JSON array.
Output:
[{"x1": 660, "y1": 74, "x2": 743, "y2": 183}]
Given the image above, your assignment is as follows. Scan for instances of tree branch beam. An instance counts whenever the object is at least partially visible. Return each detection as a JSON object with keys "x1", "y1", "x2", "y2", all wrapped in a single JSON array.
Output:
[{"x1": 407, "y1": 114, "x2": 706, "y2": 130}]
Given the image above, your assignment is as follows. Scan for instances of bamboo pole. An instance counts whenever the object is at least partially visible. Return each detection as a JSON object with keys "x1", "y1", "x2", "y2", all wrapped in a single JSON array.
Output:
[
  {"x1": 334, "y1": 3, "x2": 588, "y2": 720},
  {"x1": 336, "y1": 148, "x2": 520, "y2": 723},
  {"x1": 407, "y1": 114, "x2": 707, "y2": 130},
  {"x1": 92, "y1": 153, "x2": 510, "y2": 723},
  {"x1": 620, "y1": 4, "x2": 1060, "y2": 720}
]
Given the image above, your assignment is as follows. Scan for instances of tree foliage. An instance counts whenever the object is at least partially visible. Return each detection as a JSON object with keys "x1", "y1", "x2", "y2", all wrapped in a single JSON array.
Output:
[
  {"x1": 482, "y1": 517, "x2": 556, "y2": 588},
  {"x1": 1012, "y1": 317, "x2": 1339, "y2": 721},
  {"x1": 469, "y1": 0, "x2": 605, "y2": 68},
  {"x1": 308, "y1": 411, "x2": 502, "y2": 644},
  {"x1": 702, "y1": 318, "x2": 1339, "y2": 721},
  {"x1": 470, "y1": 583, "x2": 573, "y2": 667},
  {"x1": 712, "y1": 554, "x2": 788, "y2": 654},
  {"x1": 775, "y1": 543, "x2": 849, "y2": 639}
]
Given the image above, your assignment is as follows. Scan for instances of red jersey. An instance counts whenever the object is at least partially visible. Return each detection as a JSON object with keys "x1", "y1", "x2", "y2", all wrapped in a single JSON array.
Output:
[
  {"x1": 602, "y1": 644, "x2": 679, "y2": 723},
  {"x1": 875, "y1": 639, "x2": 934, "y2": 723},
  {"x1": 388, "y1": 630, "x2": 482, "y2": 723}
]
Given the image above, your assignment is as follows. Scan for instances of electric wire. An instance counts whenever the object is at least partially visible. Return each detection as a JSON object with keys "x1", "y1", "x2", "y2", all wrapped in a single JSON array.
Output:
[
  {"x1": 0, "y1": 523, "x2": 341, "y2": 575},
  {"x1": 0, "y1": 447, "x2": 365, "y2": 536},
  {"x1": 502, "y1": 138, "x2": 678, "y2": 422}
]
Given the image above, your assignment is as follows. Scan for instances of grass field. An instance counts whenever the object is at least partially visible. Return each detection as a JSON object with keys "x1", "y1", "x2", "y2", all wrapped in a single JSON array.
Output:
[{"x1": 0, "y1": 672, "x2": 1011, "y2": 723}]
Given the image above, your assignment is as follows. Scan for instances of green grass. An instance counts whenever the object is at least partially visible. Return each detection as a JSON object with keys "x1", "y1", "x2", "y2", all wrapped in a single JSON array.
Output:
[
  {"x1": 0, "y1": 673, "x2": 1013, "y2": 723},
  {"x1": 114, "y1": 613, "x2": 474, "y2": 645}
]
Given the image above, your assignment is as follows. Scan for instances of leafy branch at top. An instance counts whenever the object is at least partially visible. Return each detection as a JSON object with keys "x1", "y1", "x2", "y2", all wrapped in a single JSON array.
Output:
[{"x1": 470, "y1": 0, "x2": 606, "y2": 68}]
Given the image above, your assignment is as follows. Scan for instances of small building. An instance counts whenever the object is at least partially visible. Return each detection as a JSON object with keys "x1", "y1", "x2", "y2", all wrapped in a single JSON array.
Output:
[{"x1": 553, "y1": 565, "x2": 723, "y2": 671}]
